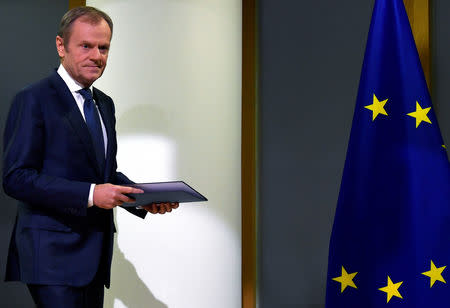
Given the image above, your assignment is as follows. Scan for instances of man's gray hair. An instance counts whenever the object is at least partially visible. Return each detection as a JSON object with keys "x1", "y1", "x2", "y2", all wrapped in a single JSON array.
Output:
[{"x1": 58, "y1": 6, "x2": 113, "y2": 45}]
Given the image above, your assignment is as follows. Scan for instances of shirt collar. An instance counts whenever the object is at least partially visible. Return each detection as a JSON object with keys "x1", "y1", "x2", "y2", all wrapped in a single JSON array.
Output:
[{"x1": 57, "y1": 64, "x2": 93, "y2": 94}]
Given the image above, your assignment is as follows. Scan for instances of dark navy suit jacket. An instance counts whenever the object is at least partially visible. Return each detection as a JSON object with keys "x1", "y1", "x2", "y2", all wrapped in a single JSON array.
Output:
[{"x1": 2, "y1": 71, "x2": 146, "y2": 288}]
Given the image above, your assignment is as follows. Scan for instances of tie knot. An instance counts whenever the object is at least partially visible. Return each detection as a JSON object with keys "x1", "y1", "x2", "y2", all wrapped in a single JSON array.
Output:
[{"x1": 79, "y1": 88, "x2": 93, "y2": 101}]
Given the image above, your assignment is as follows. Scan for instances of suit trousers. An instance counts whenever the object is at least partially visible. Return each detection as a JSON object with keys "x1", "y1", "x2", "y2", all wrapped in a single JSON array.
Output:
[
  {"x1": 26, "y1": 230, "x2": 107, "y2": 308},
  {"x1": 27, "y1": 266, "x2": 105, "y2": 308}
]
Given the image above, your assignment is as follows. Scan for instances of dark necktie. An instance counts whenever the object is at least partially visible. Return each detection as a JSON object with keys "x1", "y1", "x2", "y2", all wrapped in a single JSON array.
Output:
[{"x1": 78, "y1": 88, "x2": 105, "y2": 172}]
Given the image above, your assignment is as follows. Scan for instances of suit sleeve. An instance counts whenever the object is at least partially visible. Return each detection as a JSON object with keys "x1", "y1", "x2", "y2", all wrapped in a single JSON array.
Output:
[
  {"x1": 2, "y1": 90, "x2": 91, "y2": 216},
  {"x1": 112, "y1": 174, "x2": 146, "y2": 219}
]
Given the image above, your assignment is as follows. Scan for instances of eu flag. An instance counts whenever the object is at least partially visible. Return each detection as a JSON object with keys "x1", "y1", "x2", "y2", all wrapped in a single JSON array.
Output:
[{"x1": 326, "y1": 0, "x2": 450, "y2": 307}]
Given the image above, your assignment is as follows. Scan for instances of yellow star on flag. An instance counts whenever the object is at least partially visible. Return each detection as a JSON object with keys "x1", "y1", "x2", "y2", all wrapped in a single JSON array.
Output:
[
  {"x1": 332, "y1": 266, "x2": 358, "y2": 293},
  {"x1": 407, "y1": 101, "x2": 432, "y2": 128},
  {"x1": 422, "y1": 260, "x2": 446, "y2": 288},
  {"x1": 378, "y1": 276, "x2": 403, "y2": 303},
  {"x1": 365, "y1": 94, "x2": 388, "y2": 121}
]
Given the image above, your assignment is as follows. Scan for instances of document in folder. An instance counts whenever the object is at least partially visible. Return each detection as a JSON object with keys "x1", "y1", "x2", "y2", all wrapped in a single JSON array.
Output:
[{"x1": 121, "y1": 181, "x2": 207, "y2": 208}]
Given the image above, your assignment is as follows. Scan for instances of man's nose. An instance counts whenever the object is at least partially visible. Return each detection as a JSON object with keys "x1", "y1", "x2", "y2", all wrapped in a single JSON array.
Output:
[{"x1": 89, "y1": 47, "x2": 102, "y2": 61}]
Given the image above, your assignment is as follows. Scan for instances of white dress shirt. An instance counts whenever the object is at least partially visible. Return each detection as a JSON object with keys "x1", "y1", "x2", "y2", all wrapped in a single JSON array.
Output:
[{"x1": 57, "y1": 64, "x2": 108, "y2": 207}]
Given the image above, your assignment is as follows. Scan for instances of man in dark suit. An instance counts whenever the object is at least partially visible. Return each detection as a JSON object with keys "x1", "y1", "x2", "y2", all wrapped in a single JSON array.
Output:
[{"x1": 2, "y1": 6, "x2": 178, "y2": 307}]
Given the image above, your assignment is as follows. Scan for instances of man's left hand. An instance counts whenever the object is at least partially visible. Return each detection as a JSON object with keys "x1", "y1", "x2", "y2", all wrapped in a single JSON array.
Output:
[{"x1": 142, "y1": 202, "x2": 179, "y2": 214}]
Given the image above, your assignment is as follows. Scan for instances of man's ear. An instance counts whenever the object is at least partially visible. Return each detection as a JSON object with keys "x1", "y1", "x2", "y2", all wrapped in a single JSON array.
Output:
[{"x1": 56, "y1": 36, "x2": 65, "y2": 58}]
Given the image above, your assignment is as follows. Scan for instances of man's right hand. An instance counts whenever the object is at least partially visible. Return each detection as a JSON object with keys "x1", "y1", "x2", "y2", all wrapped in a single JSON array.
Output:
[{"x1": 93, "y1": 183, "x2": 144, "y2": 209}]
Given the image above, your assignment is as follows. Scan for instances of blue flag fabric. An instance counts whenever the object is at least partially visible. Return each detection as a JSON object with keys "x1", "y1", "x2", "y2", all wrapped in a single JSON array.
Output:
[{"x1": 326, "y1": 0, "x2": 450, "y2": 307}]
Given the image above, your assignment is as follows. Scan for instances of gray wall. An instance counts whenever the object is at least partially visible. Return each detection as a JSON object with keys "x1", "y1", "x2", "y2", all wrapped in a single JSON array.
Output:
[
  {"x1": 0, "y1": 1, "x2": 67, "y2": 306},
  {"x1": 258, "y1": 1, "x2": 449, "y2": 307},
  {"x1": 432, "y1": 0, "x2": 450, "y2": 144}
]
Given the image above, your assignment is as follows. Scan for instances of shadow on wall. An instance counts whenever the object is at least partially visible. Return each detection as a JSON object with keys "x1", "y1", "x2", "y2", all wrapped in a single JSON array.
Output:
[
  {"x1": 114, "y1": 104, "x2": 239, "y2": 231},
  {"x1": 115, "y1": 104, "x2": 170, "y2": 136},
  {"x1": 104, "y1": 215, "x2": 167, "y2": 308},
  {"x1": 104, "y1": 104, "x2": 240, "y2": 308},
  {"x1": 105, "y1": 104, "x2": 172, "y2": 308}
]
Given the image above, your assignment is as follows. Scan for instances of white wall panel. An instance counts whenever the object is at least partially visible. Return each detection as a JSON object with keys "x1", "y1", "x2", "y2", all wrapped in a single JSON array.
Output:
[{"x1": 86, "y1": 1, "x2": 242, "y2": 307}]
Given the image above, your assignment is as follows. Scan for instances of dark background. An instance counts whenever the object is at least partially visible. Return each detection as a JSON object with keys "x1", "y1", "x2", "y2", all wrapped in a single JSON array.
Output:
[
  {"x1": 0, "y1": 1, "x2": 68, "y2": 306},
  {"x1": 0, "y1": 1, "x2": 448, "y2": 307}
]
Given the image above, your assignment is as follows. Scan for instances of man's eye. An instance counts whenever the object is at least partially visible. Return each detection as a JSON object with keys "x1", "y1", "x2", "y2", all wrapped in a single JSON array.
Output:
[{"x1": 82, "y1": 44, "x2": 89, "y2": 49}]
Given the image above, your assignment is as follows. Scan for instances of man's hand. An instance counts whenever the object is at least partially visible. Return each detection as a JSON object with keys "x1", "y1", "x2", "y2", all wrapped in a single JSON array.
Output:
[
  {"x1": 93, "y1": 183, "x2": 144, "y2": 209},
  {"x1": 142, "y1": 202, "x2": 179, "y2": 214}
]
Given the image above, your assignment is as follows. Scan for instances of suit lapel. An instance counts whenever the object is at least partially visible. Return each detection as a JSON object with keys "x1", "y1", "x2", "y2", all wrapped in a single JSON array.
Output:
[
  {"x1": 93, "y1": 88, "x2": 115, "y2": 182},
  {"x1": 49, "y1": 72, "x2": 103, "y2": 179}
]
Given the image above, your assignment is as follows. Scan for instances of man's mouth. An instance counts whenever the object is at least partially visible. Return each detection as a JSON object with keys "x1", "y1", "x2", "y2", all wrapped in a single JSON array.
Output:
[{"x1": 85, "y1": 65, "x2": 102, "y2": 70}]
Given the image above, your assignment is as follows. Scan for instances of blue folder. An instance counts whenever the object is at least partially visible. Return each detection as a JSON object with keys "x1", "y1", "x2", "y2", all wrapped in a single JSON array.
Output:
[{"x1": 121, "y1": 181, "x2": 207, "y2": 207}]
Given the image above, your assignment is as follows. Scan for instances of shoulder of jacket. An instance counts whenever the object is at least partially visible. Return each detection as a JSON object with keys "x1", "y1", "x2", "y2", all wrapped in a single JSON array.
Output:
[{"x1": 93, "y1": 87, "x2": 113, "y2": 102}]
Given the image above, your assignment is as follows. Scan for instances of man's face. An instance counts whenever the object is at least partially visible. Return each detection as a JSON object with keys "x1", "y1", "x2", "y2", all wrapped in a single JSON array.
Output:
[{"x1": 56, "y1": 18, "x2": 111, "y2": 87}]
